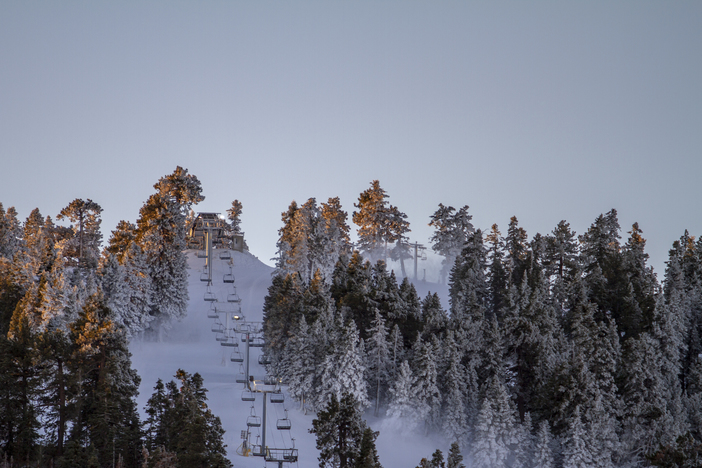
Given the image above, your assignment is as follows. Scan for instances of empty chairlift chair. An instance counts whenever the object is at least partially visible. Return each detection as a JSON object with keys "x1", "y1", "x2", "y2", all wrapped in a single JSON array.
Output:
[
  {"x1": 258, "y1": 354, "x2": 271, "y2": 365},
  {"x1": 204, "y1": 285, "x2": 217, "y2": 302},
  {"x1": 211, "y1": 322, "x2": 224, "y2": 333},
  {"x1": 215, "y1": 333, "x2": 229, "y2": 342},
  {"x1": 230, "y1": 351, "x2": 244, "y2": 363},
  {"x1": 249, "y1": 336, "x2": 265, "y2": 348},
  {"x1": 276, "y1": 410, "x2": 292, "y2": 430},
  {"x1": 219, "y1": 249, "x2": 231, "y2": 260},
  {"x1": 206, "y1": 306, "x2": 219, "y2": 319},
  {"x1": 270, "y1": 392, "x2": 284, "y2": 404},
  {"x1": 247, "y1": 410, "x2": 261, "y2": 428},
  {"x1": 227, "y1": 292, "x2": 242, "y2": 303},
  {"x1": 220, "y1": 338, "x2": 238, "y2": 347},
  {"x1": 241, "y1": 390, "x2": 255, "y2": 402},
  {"x1": 223, "y1": 272, "x2": 235, "y2": 283}
]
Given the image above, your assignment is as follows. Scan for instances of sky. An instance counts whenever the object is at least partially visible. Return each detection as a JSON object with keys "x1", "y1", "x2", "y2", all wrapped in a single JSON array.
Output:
[{"x1": 1, "y1": 1, "x2": 701, "y2": 278}]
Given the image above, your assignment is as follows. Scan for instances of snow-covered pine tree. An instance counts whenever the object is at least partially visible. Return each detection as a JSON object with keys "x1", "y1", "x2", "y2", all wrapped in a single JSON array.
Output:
[
  {"x1": 56, "y1": 198, "x2": 103, "y2": 269},
  {"x1": 562, "y1": 407, "x2": 592, "y2": 468},
  {"x1": 440, "y1": 332, "x2": 468, "y2": 443},
  {"x1": 136, "y1": 167, "x2": 203, "y2": 339},
  {"x1": 532, "y1": 420, "x2": 555, "y2": 468},
  {"x1": 365, "y1": 309, "x2": 391, "y2": 416},
  {"x1": 320, "y1": 320, "x2": 369, "y2": 410},
  {"x1": 429, "y1": 204, "x2": 474, "y2": 285},
  {"x1": 386, "y1": 360, "x2": 423, "y2": 431},
  {"x1": 412, "y1": 336, "x2": 442, "y2": 434},
  {"x1": 0, "y1": 204, "x2": 22, "y2": 260}
]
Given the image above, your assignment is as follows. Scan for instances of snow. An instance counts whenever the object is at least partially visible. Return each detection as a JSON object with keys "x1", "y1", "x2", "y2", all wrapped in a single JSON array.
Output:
[{"x1": 130, "y1": 249, "x2": 452, "y2": 468}]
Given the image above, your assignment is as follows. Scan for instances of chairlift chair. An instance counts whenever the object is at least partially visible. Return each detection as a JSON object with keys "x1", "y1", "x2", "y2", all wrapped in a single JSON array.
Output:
[
  {"x1": 249, "y1": 336, "x2": 265, "y2": 348},
  {"x1": 200, "y1": 272, "x2": 210, "y2": 282},
  {"x1": 219, "y1": 250, "x2": 231, "y2": 260},
  {"x1": 246, "y1": 415, "x2": 261, "y2": 428},
  {"x1": 211, "y1": 323, "x2": 224, "y2": 333},
  {"x1": 220, "y1": 339, "x2": 238, "y2": 348},
  {"x1": 230, "y1": 351, "x2": 244, "y2": 363},
  {"x1": 215, "y1": 333, "x2": 229, "y2": 342},
  {"x1": 227, "y1": 292, "x2": 241, "y2": 303},
  {"x1": 276, "y1": 416, "x2": 291, "y2": 430},
  {"x1": 258, "y1": 354, "x2": 272, "y2": 366},
  {"x1": 223, "y1": 273, "x2": 235, "y2": 284},
  {"x1": 235, "y1": 374, "x2": 247, "y2": 384},
  {"x1": 270, "y1": 392, "x2": 284, "y2": 404},
  {"x1": 206, "y1": 307, "x2": 219, "y2": 319},
  {"x1": 241, "y1": 390, "x2": 255, "y2": 402},
  {"x1": 203, "y1": 286, "x2": 217, "y2": 302},
  {"x1": 197, "y1": 250, "x2": 207, "y2": 258}
]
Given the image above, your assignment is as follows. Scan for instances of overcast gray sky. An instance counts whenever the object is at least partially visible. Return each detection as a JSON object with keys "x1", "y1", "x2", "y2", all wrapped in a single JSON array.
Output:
[{"x1": 1, "y1": 1, "x2": 700, "y2": 277}]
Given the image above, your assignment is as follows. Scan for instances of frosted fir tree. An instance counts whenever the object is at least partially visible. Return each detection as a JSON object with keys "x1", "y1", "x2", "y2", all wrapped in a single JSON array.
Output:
[
  {"x1": 105, "y1": 220, "x2": 136, "y2": 262},
  {"x1": 56, "y1": 198, "x2": 103, "y2": 269},
  {"x1": 320, "y1": 320, "x2": 369, "y2": 410},
  {"x1": 353, "y1": 180, "x2": 409, "y2": 263},
  {"x1": 563, "y1": 407, "x2": 592, "y2": 468},
  {"x1": 620, "y1": 332, "x2": 678, "y2": 464},
  {"x1": 136, "y1": 167, "x2": 203, "y2": 339},
  {"x1": 226, "y1": 199, "x2": 243, "y2": 234},
  {"x1": 386, "y1": 204, "x2": 411, "y2": 277},
  {"x1": 471, "y1": 394, "x2": 500, "y2": 468},
  {"x1": 532, "y1": 420, "x2": 555, "y2": 468},
  {"x1": 365, "y1": 309, "x2": 392, "y2": 416},
  {"x1": 386, "y1": 360, "x2": 423, "y2": 431},
  {"x1": 0, "y1": 203, "x2": 22, "y2": 260},
  {"x1": 412, "y1": 336, "x2": 442, "y2": 434},
  {"x1": 429, "y1": 204, "x2": 474, "y2": 284},
  {"x1": 283, "y1": 316, "x2": 317, "y2": 411},
  {"x1": 441, "y1": 333, "x2": 468, "y2": 443}
]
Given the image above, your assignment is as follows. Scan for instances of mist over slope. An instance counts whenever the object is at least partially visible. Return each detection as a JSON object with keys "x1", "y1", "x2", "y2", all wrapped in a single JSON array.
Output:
[{"x1": 130, "y1": 249, "x2": 451, "y2": 468}]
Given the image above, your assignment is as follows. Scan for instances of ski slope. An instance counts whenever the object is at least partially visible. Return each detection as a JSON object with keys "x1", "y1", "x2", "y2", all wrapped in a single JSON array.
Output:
[{"x1": 130, "y1": 249, "x2": 451, "y2": 468}]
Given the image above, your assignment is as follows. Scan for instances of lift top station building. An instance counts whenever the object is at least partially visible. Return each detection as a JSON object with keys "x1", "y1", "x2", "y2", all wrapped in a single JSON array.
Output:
[{"x1": 188, "y1": 212, "x2": 245, "y2": 252}]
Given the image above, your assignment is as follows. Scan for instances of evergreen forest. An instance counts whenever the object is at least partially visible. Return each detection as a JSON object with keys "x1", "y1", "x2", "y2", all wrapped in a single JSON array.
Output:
[{"x1": 2, "y1": 170, "x2": 702, "y2": 467}]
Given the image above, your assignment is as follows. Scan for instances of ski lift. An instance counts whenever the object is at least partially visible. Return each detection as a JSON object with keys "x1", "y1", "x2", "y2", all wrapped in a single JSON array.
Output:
[
  {"x1": 219, "y1": 250, "x2": 231, "y2": 260},
  {"x1": 204, "y1": 286, "x2": 217, "y2": 302},
  {"x1": 249, "y1": 336, "x2": 265, "y2": 348},
  {"x1": 230, "y1": 351, "x2": 244, "y2": 363},
  {"x1": 270, "y1": 392, "x2": 284, "y2": 404},
  {"x1": 211, "y1": 323, "x2": 224, "y2": 333},
  {"x1": 215, "y1": 333, "x2": 229, "y2": 342},
  {"x1": 227, "y1": 292, "x2": 241, "y2": 303},
  {"x1": 235, "y1": 374, "x2": 247, "y2": 384},
  {"x1": 220, "y1": 339, "x2": 238, "y2": 348},
  {"x1": 197, "y1": 250, "x2": 207, "y2": 258},
  {"x1": 276, "y1": 410, "x2": 291, "y2": 430},
  {"x1": 206, "y1": 308, "x2": 219, "y2": 319},
  {"x1": 223, "y1": 273, "x2": 235, "y2": 283},
  {"x1": 247, "y1": 408, "x2": 261, "y2": 427},
  {"x1": 200, "y1": 271, "x2": 211, "y2": 282},
  {"x1": 258, "y1": 354, "x2": 271, "y2": 366},
  {"x1": 241, "y1": 390, "x2": 255, "y2": 402}
]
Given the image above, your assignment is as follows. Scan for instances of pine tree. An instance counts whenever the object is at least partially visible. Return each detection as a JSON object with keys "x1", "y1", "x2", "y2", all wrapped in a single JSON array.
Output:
[
  {"x1": 365, "y1": 310, "x2": 391, "y2": 416},
  {"x1": 354, "y1": 427, "x2": 382, "y2": 468},
  {"x1": 56, "y1": 199, "x2": 103, "y2": 269},
  {"x1": 532, "y1": 420, "x2": 555, "y2": 468},
  {"x1": 386, "y1": 360, "x2": 423, "y2": 430},
  {"x1": 429, "y1": 204, "x2": 474, "y2": 284},
  {"x1": 440, "y1": 333, "x2": 468, "y2": 443},
  {"x1": 310, "y1": 393, "x2": 369, "y2": 468},
  {"x1": 412, "y1": 337, "x2": 441, "y2": 434},
  {"x1": 562, "y1": 406, "x2": 594, "y2": 468},
  {"x1": 320, "y1": 320, "x2": 369, "y2": 409},
  {"x1": 446, "y1": 442, "x2": 465, "y2": 468},
  {"x1": 136, "y1": 167, "x2": 203, "y2": 339},
  {"x1": 226, "y1": 200, "x2": 243, "y2": 234},
  {"x1": 353, "y1": 180, "x2": 407, "y2": 263}
]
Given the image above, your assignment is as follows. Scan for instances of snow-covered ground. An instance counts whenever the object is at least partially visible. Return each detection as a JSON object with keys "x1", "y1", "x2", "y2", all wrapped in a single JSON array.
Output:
[{"x1": 130, "y1": 249, "x2": 453, "y2": 468}]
